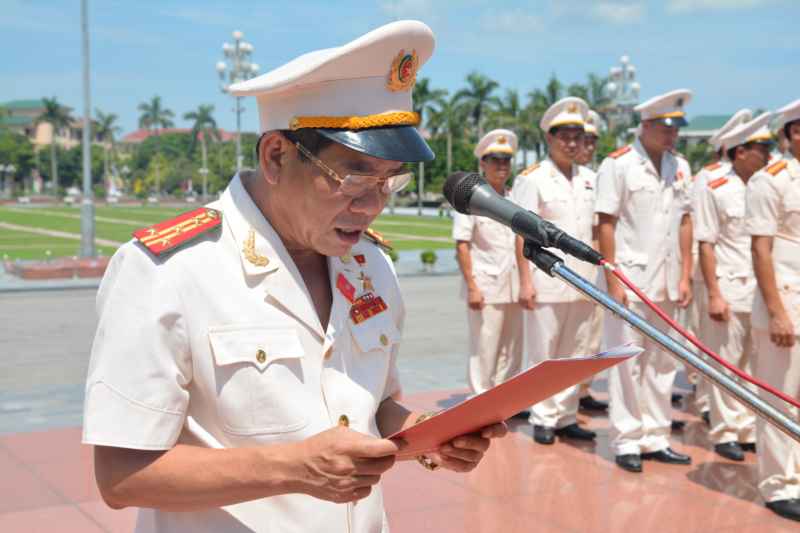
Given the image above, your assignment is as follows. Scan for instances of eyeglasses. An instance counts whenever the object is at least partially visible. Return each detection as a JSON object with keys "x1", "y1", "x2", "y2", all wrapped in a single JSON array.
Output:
[{"x1": 295, "y1": 142, "x2": 413, "y2": 198}]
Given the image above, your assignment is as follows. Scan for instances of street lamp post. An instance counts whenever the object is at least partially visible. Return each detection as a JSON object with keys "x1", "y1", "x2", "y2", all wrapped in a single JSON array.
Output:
[
  {"x1": 79, "y1": 0, "x2": 95, "y2": 257},
  {"x1": 216, "y1": 31, "x2": 259, "y2": 172},
  {"x1": 198, "y1": 166, "x2": 209, "y2": 201},
  {"x1": 603, "y1": 54, "x2": 641, "y2": 137}
]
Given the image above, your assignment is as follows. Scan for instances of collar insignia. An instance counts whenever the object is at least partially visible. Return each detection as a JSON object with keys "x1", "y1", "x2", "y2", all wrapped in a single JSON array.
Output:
[{"x1": 242, "y1": 228, "x2": 269, "y2": 267}]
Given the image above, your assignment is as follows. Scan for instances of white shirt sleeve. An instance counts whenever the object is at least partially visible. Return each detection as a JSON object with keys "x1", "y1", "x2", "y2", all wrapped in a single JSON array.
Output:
[
  {"x1": 594, "y1": 157, "x2": 623, "y2": 217},
  {"x1": 746, "y1": 173, "x2": 780, "y2": 237},
  {"x1": 452, "y1": 212, "x2": 474, "y2": 242},
  {"x1": 693, "y1": 182, "x2": 720, "y2": 244},
  {"x1": 510, "y1": 174, "x2": 540, "y2": 214},
  {"x1": 83, "y1": 243, "x2": 192, "y2": 450}
]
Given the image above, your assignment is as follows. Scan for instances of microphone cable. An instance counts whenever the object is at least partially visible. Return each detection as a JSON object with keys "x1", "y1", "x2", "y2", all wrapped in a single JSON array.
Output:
[{"x1": 599, "y1": 258, "x2": 800, "y2": 411}]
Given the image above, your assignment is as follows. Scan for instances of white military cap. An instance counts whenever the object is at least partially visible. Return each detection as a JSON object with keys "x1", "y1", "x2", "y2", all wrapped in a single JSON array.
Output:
[
  {"x1": 718, "y1": 112, "x2": 773, "y2": 150},
  {"x1": 474, "y1": 129, "x2": 518, "y2": 159},
  {"x1": 776, "y1": 98, "x2": 800, "y2": 130},
  {"x1": 540, "y1": 97, "x2": 589, "y2": 131},
  {"x1": 584, "y1": 110, "x2": 602, "y2": 137},
  {"x1": 229, "y1": 20, "x2": 435, "y2": 162},
  {"x1": 634, "y1": 89, "x2": 692, "y2": 127},
  {"x1": 708, "y1": 108, "x2": 753, "y2": 152}
]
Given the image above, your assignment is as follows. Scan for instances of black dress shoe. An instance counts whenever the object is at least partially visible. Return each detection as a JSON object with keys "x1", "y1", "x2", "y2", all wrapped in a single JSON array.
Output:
[
  {"x1": 671, "y1": 420, "x2": 686, "y2": 431},
  {"x1": 714, "y1": 442, "x2": 745, "y2": 461},
  {"x1": 511, "y1": 410, "x2": 530, "y2": 419},
  {"x1": 615, "y1": 454, "x2": 642, "y2": 473},
  {"x1": 533, "y1": 425, "x2": 555, "y2": 445},
  {"x1": 740, "y1": 442, "x2": 757, "y2": 453},
  {"x1": 702, "y1": 410, "x2": 710, "y2": 426},
  {"x1": 579, "y1": 395, "x2": 608, "y2": 412},
  {"x1": 671, "y1": 393, "x2": 684, "y2": 406},
  {"x1": 555, "y1": 423, "x2": 596, "y2": 440},
  {"x1": 766, "y1": 499, "x2": 800, "y2": 522},
  {"x1": 641, "y1": 447, "x2": 691, "y2": 464}
]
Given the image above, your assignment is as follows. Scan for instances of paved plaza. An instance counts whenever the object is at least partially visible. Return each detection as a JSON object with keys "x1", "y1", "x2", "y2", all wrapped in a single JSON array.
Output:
[{"x1": 1, "y1": 275, "x2": 796, "y2": 531}]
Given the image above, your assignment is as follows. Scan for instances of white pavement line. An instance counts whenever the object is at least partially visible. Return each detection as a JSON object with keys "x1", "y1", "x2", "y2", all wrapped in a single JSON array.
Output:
[
  {"x1": 379, "y1": 232, "x2": 452, "y2": 242},
  {"x1": 4, "y1": 207, "x2": 148, "y2": 226},
  {"x1": 0, "y1": 222, "x2": 124, "y2": 247},
  {"x1": 374, "y1": 219, "x2": 451, "y2": 230}
]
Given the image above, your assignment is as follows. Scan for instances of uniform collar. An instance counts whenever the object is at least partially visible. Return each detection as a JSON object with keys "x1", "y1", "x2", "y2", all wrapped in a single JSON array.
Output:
[
  {"x1": 633, "y1": 137, "x2": 678, "y2": 184},
  {"x1": 788, "y1": 155, "x2": 800, "y2": 179},
  {"x1": 544, "y1": 157, "x2": 576, "y2": 183},
  {"x1": 220, "y1": 172, "x2": 326, "y2": 338}
]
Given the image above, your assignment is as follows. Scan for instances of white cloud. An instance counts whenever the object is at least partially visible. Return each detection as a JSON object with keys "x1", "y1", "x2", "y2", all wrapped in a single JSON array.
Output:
[
  {"x1": 667, "y1": 0, "x2": 770, "y2": 13},
  {"x1": 591, "y1": 2, "x2": 645, "y2": 24},
  {"x1": 480, "y1": 9, "x2": 543, "y2": 34}
]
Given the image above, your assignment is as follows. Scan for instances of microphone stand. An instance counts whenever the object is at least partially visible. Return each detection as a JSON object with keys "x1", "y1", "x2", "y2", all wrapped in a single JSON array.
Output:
[{"x1": 523, "y1": 240, "x2": 800, "y2": 444}]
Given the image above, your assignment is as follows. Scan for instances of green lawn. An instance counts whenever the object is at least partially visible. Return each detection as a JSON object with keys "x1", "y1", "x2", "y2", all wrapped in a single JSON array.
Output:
[{"x1": 0, "y1": 204, "x2": 454, "y2": 260}]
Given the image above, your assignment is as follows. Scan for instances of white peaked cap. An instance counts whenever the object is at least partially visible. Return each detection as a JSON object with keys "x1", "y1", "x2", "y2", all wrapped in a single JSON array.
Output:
[
  {"x1": 776, "y1": 98, "x2": 800, "y2": 130},
  {"x1": 584, "y1": 110, "x2": 602, "y2": 136},
  {"x1": 718, "y1": 112, "x2": 773, "y2": 150},
  {"x1": 635, "y1": 89, "x2": 692, "y2": 126},
  {"x1": 540, "y1": 97, "x2": 589, "y2": 131},
  {"x1": 474, "y1": 129, "x2": 518, "y2": 159},
  {"x1": 709, "y1": 108, "x2": 753, "y2": 152}
]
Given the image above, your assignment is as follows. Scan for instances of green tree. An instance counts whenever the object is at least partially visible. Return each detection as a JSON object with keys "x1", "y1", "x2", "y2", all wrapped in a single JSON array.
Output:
[
  {"x1": 428, "y1": 93, "x2": 468, "y2": 178},
  {"x1": 411, "y1": 78, "x2": 447, "y2": 208},
  {"x1": 137, "y1": 95, "x2": 175, "y2": 196},
  {"x1": 0, "y1": 132, "x2": 35, "y2": 194},
  {"x1": 454, "y1": 71, "x2": 500, "y2": 140},
  {"x1": 94, "y1": 109, "x2": 120, "y2": 181},
  {"x1": 183, "y1": 104, "x2": 219, "y2": 198},
  {"x1": 35, "y1": 96, "x2": 73, "y2": 193}
]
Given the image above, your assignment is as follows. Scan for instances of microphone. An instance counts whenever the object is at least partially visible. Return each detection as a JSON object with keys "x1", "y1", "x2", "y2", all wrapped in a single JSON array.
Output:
[{"x1": 443, "y1": 171, "x2": 603, "y2": 265}]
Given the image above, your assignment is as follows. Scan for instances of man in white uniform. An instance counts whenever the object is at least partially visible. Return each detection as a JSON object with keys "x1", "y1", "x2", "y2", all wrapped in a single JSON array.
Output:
[
  {"x1": 453, "y1": 129, "x2": 522, "y2": 397},
  {"x1": 514, "y1": 98, "x2": 599, "y2": 444},
  {"x1": 690, "y1": 108, "x2": 753, "y2": 423},
  {"x1": 595, "y1": 90, "x2": 694, "y2": 472},
  {"x1": 746, "y1": 98, "x2": 800, "y2": 522},
  {"x1": 694, "y1": 113, "x2": 772, "y2": 461},
  {"x1": 82, "y1": 21, "x2": 506, "y2": 533}
]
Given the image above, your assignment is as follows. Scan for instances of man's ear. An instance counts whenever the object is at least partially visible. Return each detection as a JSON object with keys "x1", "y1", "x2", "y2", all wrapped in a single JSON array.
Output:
[{"x1": 259, "y1": 132, "x2": 290, "y2": 185}]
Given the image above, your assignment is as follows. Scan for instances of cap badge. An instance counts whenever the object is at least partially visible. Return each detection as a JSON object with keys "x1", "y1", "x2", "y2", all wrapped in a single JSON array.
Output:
[
  {"x1": 497, "y1": 135, "x2": 507, "y2": 144},
  {"x1": 387, "y1": 49, "x2": 419, "y2": 92},
  {"x1": 567, "y1": 103, "x2": 578, "y2": 113}
]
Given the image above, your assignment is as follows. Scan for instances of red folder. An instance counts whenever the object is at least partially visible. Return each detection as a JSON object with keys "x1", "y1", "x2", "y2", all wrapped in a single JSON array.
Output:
[{"x1": 390, "y1": 344, "x2": 642, "y2": 458}]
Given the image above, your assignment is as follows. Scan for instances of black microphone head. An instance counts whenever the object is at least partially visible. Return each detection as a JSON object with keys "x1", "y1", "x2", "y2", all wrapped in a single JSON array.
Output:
[{"x1": 443, "y1": 171, "x2": 485, "y2": 214}]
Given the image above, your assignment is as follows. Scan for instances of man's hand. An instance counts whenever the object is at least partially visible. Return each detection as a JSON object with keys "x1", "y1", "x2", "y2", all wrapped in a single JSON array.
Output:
[
  {"x1": 707, "y1": 294, "x2": 731, "y2": 322},
  {"x1": 678, "y1": 277, "x2": 693, "y2": 309},
  {"x1": 467, "y1": 286, "x2": 485, "y2": 310},
  {"x1": 608, "y1": 281, "x2": 629, "y2": 307},
  {"x1": 294, "y1": 426, "x2": 401, "y2": 504},
  {"x1": 769, "y1": 311, "x2": 796, "y2": 348},
  {"x1": 518, "y1": 283, "x2": 536, "y2": 310},
  {"x1": 427, "y1": 422, "x2": 507, "y2": 473}
]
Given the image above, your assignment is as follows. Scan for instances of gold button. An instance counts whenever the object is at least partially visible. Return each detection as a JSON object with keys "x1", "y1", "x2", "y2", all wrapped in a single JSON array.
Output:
[
  {"x1": 380, "y1": 334, "x2": 389, "y2": 346},
  {"x1": 338, "y1": 414, "x2": 349, "y2": 427},
  {"x1": 323, "y1": 347, "x2": 333, "y2": 360},
  {"x1": 256, "y1": 349, "x2": 266, "y2": 364}
]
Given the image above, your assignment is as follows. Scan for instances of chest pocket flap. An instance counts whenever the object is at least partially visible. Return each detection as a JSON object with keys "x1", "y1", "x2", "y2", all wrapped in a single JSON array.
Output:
[
  {"x1": 349, "y1": 314, "x2": 401, "y2": 354},
  {"x1": 209, "y1": 324, "x2": 304, "y2": 372}
]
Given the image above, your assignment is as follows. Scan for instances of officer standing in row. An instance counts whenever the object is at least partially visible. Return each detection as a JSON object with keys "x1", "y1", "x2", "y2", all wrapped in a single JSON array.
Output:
[
  {"x1": 82, "y1": 21, "x2": 506, "y2": 533},
  {"x1": 690, "y1": 108, "x2": 754, "y2": 423},
  {"x1": 595, "y1": 90, "x2": 694, "y2": 473},
  {"x1": 694, "y1": 113, "x2": 772, "y2": 461},
  {"x1": 453, "y1": 129, "x2": 522, "y2": 396},
  {"x1": 514, "y1": 98, "x2": 598, "y2": 444},
  {"x1": 746, "y1": 98, "x2": 800, "y2": 522}
]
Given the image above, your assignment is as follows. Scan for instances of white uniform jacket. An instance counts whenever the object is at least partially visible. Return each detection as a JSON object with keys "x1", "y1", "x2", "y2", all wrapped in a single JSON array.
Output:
[
  {"x1": 694, "y1": 171, "x2": 756, "y2": 313},
  {"x1": 594, "y1": 139, "x2": 693, "y2": 302},
  {"x1": 83, "y1": 173, "x2": 404, "y2": 533},
  {"x1": 746, "y1": 156, "x2": 800, "y2": 330},
  {"x1": 452, "y1": 189, "x2": 519, "y2": 304},
  {"x1": 511, "y1": 159, "x2": 597, "y2": 303}
]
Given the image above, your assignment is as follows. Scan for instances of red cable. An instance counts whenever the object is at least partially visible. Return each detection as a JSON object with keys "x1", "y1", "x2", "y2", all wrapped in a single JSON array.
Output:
[{"x1": 600, "y1": 259, "x2": 800, "y2": 411}]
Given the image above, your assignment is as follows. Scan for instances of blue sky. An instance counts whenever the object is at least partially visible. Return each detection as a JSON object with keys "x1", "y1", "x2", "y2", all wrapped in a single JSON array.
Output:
[{"x1": 3, "y1": 0, "x2": 797, "y2": 136}]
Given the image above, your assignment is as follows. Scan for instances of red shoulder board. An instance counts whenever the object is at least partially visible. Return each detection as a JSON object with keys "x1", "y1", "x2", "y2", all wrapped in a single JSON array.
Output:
[
  {"x1": 704, "y1": 161, "x2": 722, "y2": 171},
  {"x1": 609, "y1": 145, "x2": 632, "y2": 159},
  {"x1": 708, "y1": 177, "x2": 728, "y2": 190},
  {"x1": 133, "y1": 207, "x2": 221, "y2": 257},
  {"x1": 364, "y1": 227, "x2": 393, "y2": 252},
  {"x1": 767, "y1": 160, "x2": 788, "y2": 176}
]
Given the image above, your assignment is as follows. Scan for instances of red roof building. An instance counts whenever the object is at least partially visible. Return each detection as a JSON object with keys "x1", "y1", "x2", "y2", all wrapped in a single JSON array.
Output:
[{"x1": 120, "y1": 128, "x2": 239, "y2": 144}]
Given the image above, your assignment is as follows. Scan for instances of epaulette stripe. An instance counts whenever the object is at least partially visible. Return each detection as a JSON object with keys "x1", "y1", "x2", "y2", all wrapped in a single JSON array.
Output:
[
  {"x1": 609, "y1": 145, "x2": 632, "y2": 159},
  {"x1": 364, "y1": 227, "x2": 393, "y2": 252},
  {"x1": 133, "y1": 207, "x2": 221, "y2": 256},
  {"x1": 704, "y1": 162, "x2": 722, "y2": 171},
  {"x1": 519, "y1": 163, "x2": 540, "y2": 176},
  {"x1": 767, "y1": 160, "x2": 788, "y2": 176},
  {"x1": 708, "y1": 177, "x2": 728, "y2": 190}
]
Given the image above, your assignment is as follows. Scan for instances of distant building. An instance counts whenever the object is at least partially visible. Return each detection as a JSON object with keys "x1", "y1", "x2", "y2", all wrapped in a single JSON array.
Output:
[
  {"x1": 120, "y1": 128, "x2": 238, "y2": 145},
  {"x1": 679, "y1": 114, "x2": 733, "y2": 146},
  {"x1": 0, "y1": 99, "x2": 102, "y2": 149}
]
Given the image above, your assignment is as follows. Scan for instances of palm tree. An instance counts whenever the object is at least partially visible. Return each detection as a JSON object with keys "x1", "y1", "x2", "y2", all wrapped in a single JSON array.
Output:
[
  {"x1": 137, "y1": 96, "x2": 174, "y2": 196},
  {"x1": 428, "y1": 93, "x2": 468, "y2": 178},
  {"x1": 35, "y1": 97, "x2": 73, "y2": 193},
  {"x1": 94, "y1": 109, "x2": 120, "y2": 182},
  {"x1": 486, "y1": 89, "x2": 528, "y2": 170},
  {"x1": 412, "y1": 78, "x2": 447, "y2": 215},
  {"x1": 526, "y1": 74, "x2": 566, "y2": 160},
  {"x1": 183, "y1": 104, "x2": 219, "y2": 199},
  {"x1": 453, "y1": 72, "x2": 500, "y2": 140}
]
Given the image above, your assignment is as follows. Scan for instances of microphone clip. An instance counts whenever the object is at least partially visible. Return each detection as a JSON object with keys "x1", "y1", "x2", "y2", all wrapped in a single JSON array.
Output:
[{"x1": 522, "y1": 240, "x2": 563, "y2": 277}]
